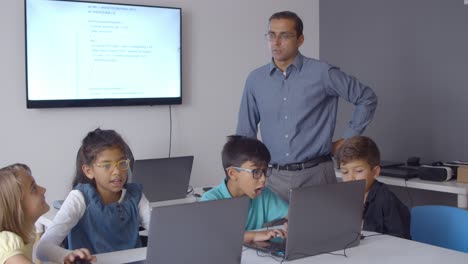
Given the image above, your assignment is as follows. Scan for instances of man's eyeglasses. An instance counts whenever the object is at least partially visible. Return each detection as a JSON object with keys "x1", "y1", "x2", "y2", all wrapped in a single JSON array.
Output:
[
  {"x1": 230, "y1": 166, "x2": 273, "y2": 179},
  {"x1": 265, "y1": 32, "x2": 297, "y2": 41},
  {"x1": 94, "y1": 159, "x2": 130, "y2": 171}
]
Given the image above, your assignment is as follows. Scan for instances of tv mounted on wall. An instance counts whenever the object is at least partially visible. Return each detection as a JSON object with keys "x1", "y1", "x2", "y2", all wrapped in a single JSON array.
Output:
[{"x1": 25, "y1": 0, "x2": 182, "y2": 108}]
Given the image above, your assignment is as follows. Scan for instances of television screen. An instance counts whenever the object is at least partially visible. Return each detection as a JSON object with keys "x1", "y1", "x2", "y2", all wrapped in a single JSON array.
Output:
[{"x1": 25, "y1": 0, "x2": 181, "y2": 108}]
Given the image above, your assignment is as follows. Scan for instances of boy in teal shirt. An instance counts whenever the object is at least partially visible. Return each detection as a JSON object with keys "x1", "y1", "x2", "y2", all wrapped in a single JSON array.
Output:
[{"x1": 201, "y1": 135, "x2": 288, "y2": 243}]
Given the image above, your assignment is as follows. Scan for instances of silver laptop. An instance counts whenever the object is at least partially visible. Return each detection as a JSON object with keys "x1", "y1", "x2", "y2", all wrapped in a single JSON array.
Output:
[
  {"x1": 127, "y1": 197, "x2": 249, "y2": 264},
  {"x1": 244, "y1": 180, "x2": 365, "y2": 261},
  {"x1": 131, "y1": 156, "x2": 193, "y2": 202}
]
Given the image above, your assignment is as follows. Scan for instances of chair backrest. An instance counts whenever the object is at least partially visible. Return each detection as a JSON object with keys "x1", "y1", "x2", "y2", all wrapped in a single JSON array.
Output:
[{"x1": 411, "y1": 205, "x2": 468, "y2": 253}]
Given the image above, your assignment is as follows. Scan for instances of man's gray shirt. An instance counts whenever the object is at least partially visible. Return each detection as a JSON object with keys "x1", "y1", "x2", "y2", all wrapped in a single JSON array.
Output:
[{"x1": 236, "y1": 53, "x2": 378, "y2": 165}]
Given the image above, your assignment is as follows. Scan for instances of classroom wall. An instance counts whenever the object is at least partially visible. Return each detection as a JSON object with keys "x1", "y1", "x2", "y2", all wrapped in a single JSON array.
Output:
[
  {"x1": 320, "y1": 0, "x2": 468, "y2": 163},
  {"x1": 0, "y1": 0, "x2": 319, "y2": 204},
  {"x1": 320, "y1": 0, "x2": 468, "y2": 207}
]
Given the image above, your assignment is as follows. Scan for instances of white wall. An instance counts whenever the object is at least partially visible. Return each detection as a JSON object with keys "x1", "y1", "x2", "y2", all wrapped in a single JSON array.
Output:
[{"x1": 0, "y1": 0, "x2": 319, "y2": 204}]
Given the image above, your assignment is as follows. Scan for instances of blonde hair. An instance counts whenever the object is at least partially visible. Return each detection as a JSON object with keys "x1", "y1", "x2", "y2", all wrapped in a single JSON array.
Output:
[{"x1": 0, "y1": 163, "x2": 35, "y2": 243}]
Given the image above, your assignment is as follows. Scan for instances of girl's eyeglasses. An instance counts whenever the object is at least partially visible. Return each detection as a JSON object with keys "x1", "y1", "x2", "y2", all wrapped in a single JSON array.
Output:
[{"x1": 94, "y1": 159, "x2": 130, "y2": 171}]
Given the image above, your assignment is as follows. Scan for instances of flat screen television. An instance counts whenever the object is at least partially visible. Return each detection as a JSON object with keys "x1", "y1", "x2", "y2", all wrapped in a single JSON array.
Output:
[{"x1": 25, "y1": 0, "x2": 182, "y2": 108}]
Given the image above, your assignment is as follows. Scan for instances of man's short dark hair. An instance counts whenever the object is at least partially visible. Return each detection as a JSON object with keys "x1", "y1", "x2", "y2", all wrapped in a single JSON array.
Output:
[
  {"x1": 222, "y1": 135, "x2": 271, "y2": 170},
  {"x1": 269, "y1": 11, "x2": 303, "y2": 37},
  {"x1": 335, "y1": 136, "x2": 381, "y2": 168}
]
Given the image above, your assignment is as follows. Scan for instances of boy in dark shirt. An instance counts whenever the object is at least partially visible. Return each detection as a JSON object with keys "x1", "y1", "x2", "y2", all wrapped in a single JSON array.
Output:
[{"x1": 336, "y1": 136, "x2": 411, "y2": 239}]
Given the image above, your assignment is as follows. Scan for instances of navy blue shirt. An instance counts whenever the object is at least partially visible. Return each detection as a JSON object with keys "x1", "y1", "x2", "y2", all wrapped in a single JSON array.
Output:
[
  {"x1": 236, "y1": 53, "x2": 377, "y2": 165},
  {"x1": 363, "y1": 181, "x2": 411, "y2": 239}
]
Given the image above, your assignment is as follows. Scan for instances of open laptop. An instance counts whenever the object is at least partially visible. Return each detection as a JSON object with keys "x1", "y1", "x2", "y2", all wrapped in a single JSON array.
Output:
[
  {"x1": 131, "y1": 156, "x2": 194, "y2": 202},
  {"x1": 244, "y1": 180, "x2": 365, "y2": 261},
  {"x1": 127, "y1": 196, "x2": 249, "y2": 264}
]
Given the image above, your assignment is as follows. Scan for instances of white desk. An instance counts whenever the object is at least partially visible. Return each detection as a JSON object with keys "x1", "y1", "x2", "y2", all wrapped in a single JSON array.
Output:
[
  {"x1": 335, "y1": 171, "x2": 468, "y2": 208},
  {"x1": 92, "y1": 232, "x2": 468, "y2": 264}
]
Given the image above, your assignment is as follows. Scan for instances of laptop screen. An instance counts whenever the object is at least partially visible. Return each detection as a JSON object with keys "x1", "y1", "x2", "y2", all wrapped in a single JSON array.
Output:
[
  {"x1": 131, "y1": 156, "x2": 193, "y2": 202},
  {"x1": 245, "y1": 180, "x2": 365, "y2": 261},
  {"x1": 146, "y1": 197, "x2": 249, "y2": 264}
]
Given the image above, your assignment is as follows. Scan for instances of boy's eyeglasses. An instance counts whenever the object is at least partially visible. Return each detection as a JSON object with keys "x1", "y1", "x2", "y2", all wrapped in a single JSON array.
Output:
[
  {"x1": 230, "y1": 166, "x2": 272, "y2": 179},
  {"x1": 94, "y1": 159, "x2": 130, "y2": 171}
]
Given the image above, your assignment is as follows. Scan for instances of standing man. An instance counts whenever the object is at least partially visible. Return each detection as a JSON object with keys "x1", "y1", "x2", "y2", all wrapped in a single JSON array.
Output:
[{"x1": 236, "y1": 11, "x2": 378, "y2": 202}]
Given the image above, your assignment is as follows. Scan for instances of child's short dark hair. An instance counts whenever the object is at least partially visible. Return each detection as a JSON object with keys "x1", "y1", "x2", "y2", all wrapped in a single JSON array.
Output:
[
  {"x1": 222, "y1": 135, "x2": 271, "y2": 178},
  {"x1": 336, "y1": 136, "x2": 380, "y2": 168}
]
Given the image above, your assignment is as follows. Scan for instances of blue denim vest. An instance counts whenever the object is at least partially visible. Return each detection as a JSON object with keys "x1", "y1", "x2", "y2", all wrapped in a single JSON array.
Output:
[{"x1": 67, "y1": 183, "x2": 143, "y2": 253}]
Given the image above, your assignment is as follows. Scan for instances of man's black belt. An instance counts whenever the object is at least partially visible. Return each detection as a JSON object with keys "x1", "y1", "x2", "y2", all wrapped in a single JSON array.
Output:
[{"x1": 271, "y1": 155, "x2": 332, "y2": 171}]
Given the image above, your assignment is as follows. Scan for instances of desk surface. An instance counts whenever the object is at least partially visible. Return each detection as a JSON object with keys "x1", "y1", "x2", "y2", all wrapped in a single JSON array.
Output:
[
  {"x1": 335, "y1": 171, "x2": 468, "y2": 194},
  {"x1": 92, "y1": 232, "x2": 468, "y2": 264},
  {"x1": 378, "y1": 175, "x2": 468, "y2": 194},
  {"x1": 335, "y1": 171, "x2": 468, "y2": 208}
]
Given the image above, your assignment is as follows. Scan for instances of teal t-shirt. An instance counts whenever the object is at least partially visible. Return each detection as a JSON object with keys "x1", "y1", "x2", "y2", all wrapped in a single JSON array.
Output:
[{"x1": 201, "y1": 181, "x2": 288, "y2": 230}]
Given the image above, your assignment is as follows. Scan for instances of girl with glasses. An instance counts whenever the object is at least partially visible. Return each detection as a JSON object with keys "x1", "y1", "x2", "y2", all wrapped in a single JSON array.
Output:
[{"x1": 37, "y1": 128, "x2": 151, "y2": 264}]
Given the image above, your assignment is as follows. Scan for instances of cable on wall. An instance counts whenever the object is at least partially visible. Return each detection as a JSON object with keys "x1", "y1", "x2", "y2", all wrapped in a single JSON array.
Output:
[{"x1": 168, "y1": 105, "x2": 173, "y2": 158}]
